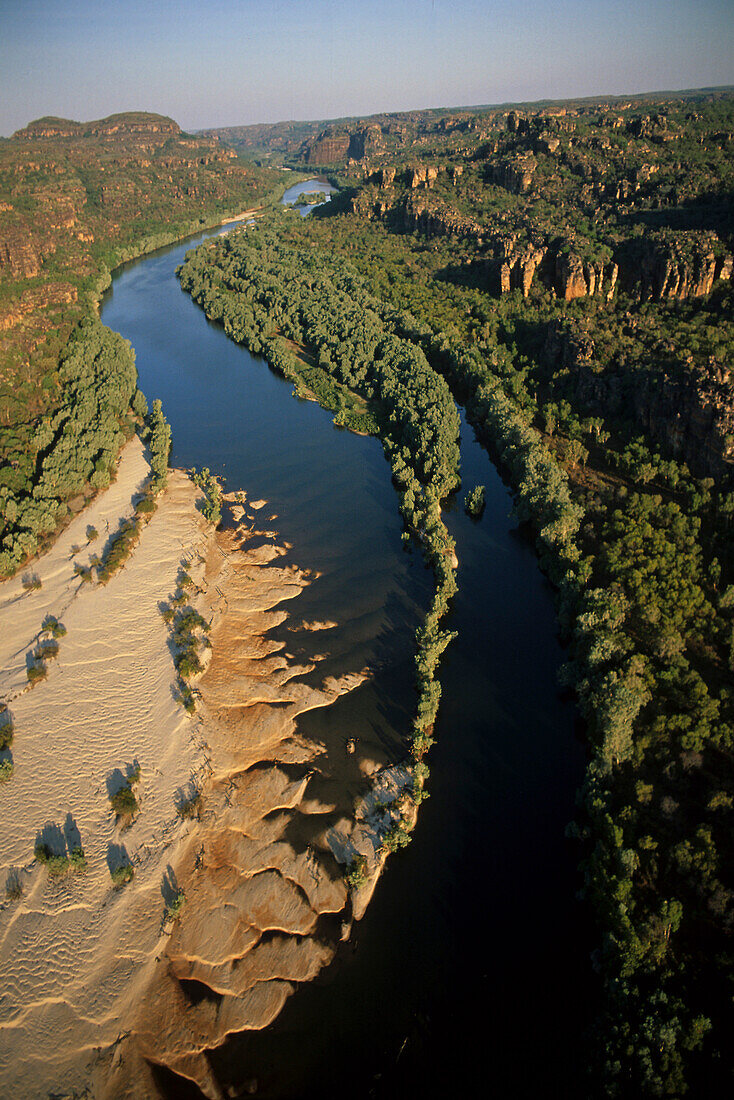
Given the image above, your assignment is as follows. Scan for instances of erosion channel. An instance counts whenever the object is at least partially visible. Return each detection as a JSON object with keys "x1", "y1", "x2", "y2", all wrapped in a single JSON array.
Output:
[{"x1": 100, "y1": 182, "x2": 592, "y2": 1099}]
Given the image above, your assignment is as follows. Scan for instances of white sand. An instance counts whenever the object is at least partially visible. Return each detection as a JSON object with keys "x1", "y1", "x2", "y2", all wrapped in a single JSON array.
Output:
[
  {"x1": 0, "y1": 444, "x2": 417, "y2": 1100},
  {"x1": 0, "y1": 437, "x2": 211, "y2": 1097}
]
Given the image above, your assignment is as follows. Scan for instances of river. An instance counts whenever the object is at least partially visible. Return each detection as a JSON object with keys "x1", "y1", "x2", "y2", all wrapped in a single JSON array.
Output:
[{"x1": 100, "y1": 182, "x2": 593, "y2": 1099}]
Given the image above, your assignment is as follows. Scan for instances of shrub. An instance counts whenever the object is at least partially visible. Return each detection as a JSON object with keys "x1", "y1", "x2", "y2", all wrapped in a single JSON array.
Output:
[
  {"x1": 344, "y1": 854, "x2": 368, "y2": 890},
  {"x1": 26, "y1": 663, "x2": 47, "y2": 686},
  {"x1": 70, "y1": 846, "x2": 87, "y2": 870},
  {"x1": 34, "y1": 842, "x2": 70, "y2": 876},
  {"x1": 0, "y1": 709, "x2": 13, "y2": 751},
  {"x1": 180, "y1": 685, "x2": 197, "y2": 714},
  {"x1": 178, "y1": 791, "x2": 201, "y2": 819},
  {"x1": 34, "y1": 840, "x2": 50, "y2": 863},
  {"x1": 135, "y1": 494, "x2": 156, "y2": 516},
  {"x1": 42, "y1": 615, "x2": 67, "y2": 639},
  {"x1": 464, "y1": 484, "x2": 486, "y2": 517},
  {"x1": 175, "y1": 652, "x2": 203, "y2": 680},
  {"x1": 167, "y1": 888, "x2": 186, "y2": 919},
  {"x1": 36, "y1": 639, "x2": 59, "y2": 661},
  {"x1": 110, "y1": 784, "x2": 138, "y2": 818},
  {"x1": 0, "y1": 759, "x2": 13, "y2": 781},
  {"x1": 21, "y1": 574, "x2": 42, "y2": 592},
  {"x1": 86, "y1": 525, "x2": 99, "y2": 541},
  {"x1": 110, "y1": 863, "x2": 134, "y2": 887},
  {"x1": 382, "y1": 820, "x2": 412, "y2": 853},
  {"x1": 5, "y1": 872, "x2": 23, "y2": 900}
]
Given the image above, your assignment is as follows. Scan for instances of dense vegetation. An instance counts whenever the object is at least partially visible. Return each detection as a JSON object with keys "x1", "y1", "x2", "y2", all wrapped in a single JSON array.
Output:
[
  {"x1": 2, "y1": 88, "x2": 732, "y2": 1096},
  {"x1": 180, "y1": 89, "x2": 733, "y2": 1097},
  {"x1": 0, "y1": 112, "x2": 287, "y2": 577},
  {"x1": 178, "y1": 226, "x2": 461, "y2": 806}
]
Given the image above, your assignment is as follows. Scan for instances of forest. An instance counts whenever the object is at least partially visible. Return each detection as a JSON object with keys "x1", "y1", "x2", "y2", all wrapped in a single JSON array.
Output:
[
  {"x1": 2, "y1": 88, "x2": 732, "y2": 1096},
  {"x1": 0, "y1": 112, "x2": 286, "y2": 576},
  {"x1": 180, "y1": 89, "x2": 734, "y2": 1097}
]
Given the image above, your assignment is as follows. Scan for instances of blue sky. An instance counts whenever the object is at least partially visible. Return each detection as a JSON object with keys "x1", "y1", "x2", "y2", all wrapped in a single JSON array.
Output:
[{"x1": 0, "y1": 0, "x2": 732, "y2": 135}]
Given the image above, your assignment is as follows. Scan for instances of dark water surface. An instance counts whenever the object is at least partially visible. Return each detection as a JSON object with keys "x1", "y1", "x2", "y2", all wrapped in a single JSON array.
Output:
[{"x1": 100, "y1": 205, "x2": 593, "y2": 1099}]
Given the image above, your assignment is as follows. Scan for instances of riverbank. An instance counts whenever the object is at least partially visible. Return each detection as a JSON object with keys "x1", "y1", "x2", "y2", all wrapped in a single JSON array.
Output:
[
  {"x1": 0, "y1": 438, "x2": 413, "y2": 1098},
  {"x1": 0, "y1": 437, "x2": 212, "y2": 1096}
]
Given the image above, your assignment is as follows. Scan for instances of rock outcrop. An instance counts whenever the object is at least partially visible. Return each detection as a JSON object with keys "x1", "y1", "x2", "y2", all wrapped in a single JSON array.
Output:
[
  {"x1": 546, "y1": 320, "x2": 734, "y2": 476},
  {"x1": 639, "y1": 230, "x2": 733, "y2": 301},
  {"x1": 488, "y1": 154, "x2": 538, "y2": 193},
  {"x1": 0, "y1": 222, "x2": 42, "y2": 278},
  {"x1": 555, "y1": 250, "x2": 618, "y2": 301},
  {"x1": 406, "y1": 165, "x2": 439, "y2": 189},
  {"x1": 498, "y1": 238, "x2": 548, "y2": 297},
  {"x1": 303, "y1": 125, "x2": 382, "y2": 165}
]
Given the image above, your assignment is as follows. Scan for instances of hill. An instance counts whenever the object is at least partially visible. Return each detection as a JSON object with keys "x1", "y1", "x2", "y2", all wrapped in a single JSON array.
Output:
[{"x1": 0, "y1": 111, "x2": 284, "y2": 576}]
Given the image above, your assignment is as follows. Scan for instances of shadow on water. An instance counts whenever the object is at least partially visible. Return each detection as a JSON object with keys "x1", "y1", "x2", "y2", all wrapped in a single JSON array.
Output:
[{"x1": 100, "y1": 229, "x2": 594, "y2": 1099}]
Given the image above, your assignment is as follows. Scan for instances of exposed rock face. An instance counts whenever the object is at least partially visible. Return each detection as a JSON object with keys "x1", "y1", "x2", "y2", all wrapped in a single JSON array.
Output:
[
  {"x1": 12, "y1": 116, "x2": 84, "y2": 139},
  {"x1": 406, "y1": 165, "x2": 439, "y2": 189},
  {"x1": 0, "y1": 282, "x2": 77, "y2": 331},
  {"x1": 303, "y1": 125, "x2": 382, "y2": 165},
  {"x1": 555, "y1": 251, "x2": 618, "y2": 301},
  {"x1": 0, "y1": 224, "x2": 42, "y2": 278},
  {"x1": 371, "y1": 165, "x2": 395, "y2": 188},
  {"x1": 489, "y1": 154, "x2": 538, "y2": 193},
  {"x1": 639, "y1": 230, "x2": 732, "y2": 301},
  {"x1": 13, "y1": 112, "x2": 180, "y2": 140},
  {"x1": 387, "y1": 196, "x2": 483, "y2": 239},
  {"x1": 547, "y1": 320, "x2": 734, "y2": 477},
  {"x1": 636, "y1": 359, "x2": 734, "y2": 476},
  {"x1": 499, "y1": 239, "x2": 548, "y2": 297},
  {"x1": 536, "y1": 133, "x2": 560, "y2": 155}
]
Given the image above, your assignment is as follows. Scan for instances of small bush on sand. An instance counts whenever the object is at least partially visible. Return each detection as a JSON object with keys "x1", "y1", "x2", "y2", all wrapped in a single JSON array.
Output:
[
  {"x1": 70, "y1": 846, "x2": 87, "y2": 870},
  {"x1": 111, "y1": 863, "x2": 134, "y2": 887},
  {"x1": 36, "y1": 639, "x2": 59, "y2": 661},
  {"x1": 21, "y1": 574, "x2": 42, "y2": 592},
  {"x1": 5, "y1": 871, "x2": 23, "y2": 900},
  {"x1": 178, "y1": 791, "x2": 201, "y2": 820},
  {"x1": 42, "y1": 615, "x2": 67, "y2": 639},
  {"x1": 86, "y1": 525, "x2": 99, "y2": 542},
  {"x1": 135, "y1": 494, "x2": 156, "y2": 516},
  {"x1": 34, "y1": 842, "x2": 70, "y2": 876},
  {"x1": 180, "y1": 685, "x2": 197, "y2": 714},
  {"x1": 26, "y1": 663, "x2": 47, "y2": 686},
  {"x1": 167, "y1": 888, "x2": 186, "y2": 919},
  {"x1": 175, "y1": 652, "x2": 203, "y2": 680},
  {"x1": 110, "y1": 785, "x2": 138, "y2": 818},
  {"x1": 344, "y1": 854, "x2": 368, "y2": 891},
  {"x1": 0, "y1": 708, "x2": 13, "y2": 751},
  {"x1": 0, "y1": 759, "x2": 13, "y2": 781}
]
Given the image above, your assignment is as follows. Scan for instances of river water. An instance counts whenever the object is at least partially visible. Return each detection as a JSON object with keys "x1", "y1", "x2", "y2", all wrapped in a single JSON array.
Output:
[{"x1": 100, "y1": 183, "x2": 593, "y2": 1099}]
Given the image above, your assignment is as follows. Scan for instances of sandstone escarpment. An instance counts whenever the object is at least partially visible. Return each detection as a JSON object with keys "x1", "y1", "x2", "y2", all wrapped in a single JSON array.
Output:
[
  {"x1": 303, "y1": 124, "x2": 383, "y2": 165},
  {"x1": 555, "y1": 250, "x2": 618, "y2": 301},
  {"x1": 498, "y1": 238, "x2": 548, "y2": 297},
  {"x1": 99, "y1": 495, "x2": 414, "y2": 1098},
  {"x1": 388, "y1": 196, "x2": 483, "y2": 239},
  {"x1": 488, "y1": 153, "x2": 538, "y2": 193},
  {"x1": 546, "y1": 319, "x2": 734, "y2": 477},
  {"x1": 13, "y1": 112, "x2": 181, "y2": 140},
  {"x1": 638, "y1": 230, "x2": 733, "y2": 301},
  {"x1": 0, "y1": 223, "x2": 42, "y2": 278}
]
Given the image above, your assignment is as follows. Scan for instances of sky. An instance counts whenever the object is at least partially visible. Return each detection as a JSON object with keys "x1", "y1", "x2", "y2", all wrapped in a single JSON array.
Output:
[{"x1": 0, "y1": 0, "x2": 732, "y2": 136}]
